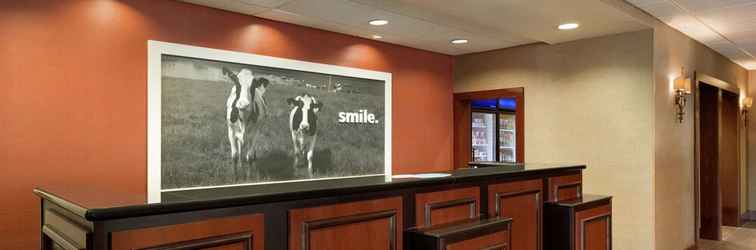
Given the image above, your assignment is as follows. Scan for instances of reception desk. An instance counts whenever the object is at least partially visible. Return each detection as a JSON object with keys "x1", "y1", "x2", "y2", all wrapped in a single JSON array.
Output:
[{"x1": 35, "y1": 163, "x2": 610, "y2": 250}]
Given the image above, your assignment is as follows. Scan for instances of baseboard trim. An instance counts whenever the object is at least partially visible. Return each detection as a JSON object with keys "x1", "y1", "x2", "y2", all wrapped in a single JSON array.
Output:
[
  {"x1": 685, "y1": 243, "x2": 697, "y2": 250},
  {"x1": 742, "y1": 210, "x2": 756, "y2": 223}
]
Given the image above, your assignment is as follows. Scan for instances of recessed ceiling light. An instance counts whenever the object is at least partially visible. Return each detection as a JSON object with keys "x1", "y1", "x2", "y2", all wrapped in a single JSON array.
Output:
[
  {"x1": 369, "y1": 19, "x2": 389, "y2": 26},
  {"x1": 450, "y1": 39, "x2": 469, "y2": 44},
  {"x1": 372, "y1": 35, "x2": 383, "y2": 39},
  {"x1": 558, "y1": 23, "x2": 580, "y2": 30}
]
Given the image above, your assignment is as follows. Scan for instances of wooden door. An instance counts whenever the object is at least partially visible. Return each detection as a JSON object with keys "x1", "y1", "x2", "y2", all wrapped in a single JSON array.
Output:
[
  {"x1": 720, "y1": 91, "x2": 740, "y2": 227},
  {"x1": 698, "y1": 83, "x2": 721, "y2": 240}
]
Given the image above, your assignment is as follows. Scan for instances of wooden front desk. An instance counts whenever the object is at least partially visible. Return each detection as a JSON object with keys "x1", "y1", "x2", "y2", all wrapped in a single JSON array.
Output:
[{"x1": 35, "y1": 163, "x2": 596, "y2": 250}]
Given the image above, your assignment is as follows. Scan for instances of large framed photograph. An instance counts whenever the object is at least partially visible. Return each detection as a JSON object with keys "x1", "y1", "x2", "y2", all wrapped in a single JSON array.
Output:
[{"x1": 147, "y1": 41, "x2": 391, "y2": 202}]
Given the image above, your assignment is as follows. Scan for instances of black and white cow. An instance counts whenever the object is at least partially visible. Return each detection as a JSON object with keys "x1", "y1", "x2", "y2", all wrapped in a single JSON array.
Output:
[
  {"x1": 223, "y1": 67, "x2": 270, "y2": 178},
  {"x1": 287, "y1": 94, "x2": 323, "y2": 173}
]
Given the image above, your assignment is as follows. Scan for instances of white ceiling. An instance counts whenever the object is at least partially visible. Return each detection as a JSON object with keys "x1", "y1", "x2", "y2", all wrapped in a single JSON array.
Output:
[
  {"x1": 627, "y1": 0, "x2": 756, "y2": 70},
  {"x1": 179, "y1": 0, "x2": 649, "y2": 55}
]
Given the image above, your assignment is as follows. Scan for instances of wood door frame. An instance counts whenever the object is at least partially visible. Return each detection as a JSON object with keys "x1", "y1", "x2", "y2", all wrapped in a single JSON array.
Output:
[
  {"x1": 694, "y1": 72, "x2": 741, "y2": 243},
  {"x1": 453, "y1": 88, "x2": 524, "y2": 169}
]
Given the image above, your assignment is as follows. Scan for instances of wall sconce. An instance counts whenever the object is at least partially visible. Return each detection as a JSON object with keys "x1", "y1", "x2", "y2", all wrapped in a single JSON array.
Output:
[
  {"x1": 742, "y1": 97, "x2": 753, "y2": 126},
  {"x1": 674, "y1": 67, "x2": 692, "y2": 123}
]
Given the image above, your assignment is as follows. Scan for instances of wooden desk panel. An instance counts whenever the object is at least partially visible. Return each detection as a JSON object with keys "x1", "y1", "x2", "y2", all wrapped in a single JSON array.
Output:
[
  {"x1": 407, "y1": 217, "x2": 511, "y2": 250},
  {"x1": 415, "y1": 187, "x2": 480, "y2": 227},
  {"x1": 488, "y1": 179, "x2": 543, "y2": 250},
  {"x1": 547, "y1": 174, "x2": 582, "y2": 202},
  {"x1": 445, "y1": 230, "x2": 509, "y2": 250},
  {"x1": 544, "y1": 195, "x2": 612, "y2": 250},
  {"x1": 288, "y1": 196, "x2": 403, "y2": 250},
  {"x1": 110, "y1": 214, "x2": 264, "y2": 250},
  {"x1": 575, "y1": 203, "x2": 611, "y2": 250}
]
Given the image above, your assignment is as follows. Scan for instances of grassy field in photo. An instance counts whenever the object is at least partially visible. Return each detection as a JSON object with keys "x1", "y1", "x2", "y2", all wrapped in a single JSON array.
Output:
[{"x1": 161, "y1": 77, "x2": 385, "y2": 189}]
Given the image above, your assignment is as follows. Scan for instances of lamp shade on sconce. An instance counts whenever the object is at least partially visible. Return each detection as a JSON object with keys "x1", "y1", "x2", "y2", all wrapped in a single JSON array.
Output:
[
  {"x1": 673, "y1": 68, "x2": 692, "y2": 123},
  {"x1": 743, "y1": 97, "x2": 753, "y2": 109},
  {"x1": 742, "y1": 97, "x2": 752, "y2": 126},
  {"x1": 674, "y1": 75, "x2": 692, "y2": 94}
]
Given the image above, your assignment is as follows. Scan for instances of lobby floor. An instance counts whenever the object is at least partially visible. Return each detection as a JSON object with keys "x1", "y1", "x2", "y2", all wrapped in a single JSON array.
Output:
[{"x1": 698, "y1": 223, "x2": 756, "y2": 250}]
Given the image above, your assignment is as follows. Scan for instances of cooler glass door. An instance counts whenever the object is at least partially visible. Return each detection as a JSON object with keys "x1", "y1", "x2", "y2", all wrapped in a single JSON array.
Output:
[
  {"x1": 472, "y1": 112, "x2": 495, "y2": 162},
  {"x1": 498, "y1": 113, "x2": 516, "y2": 162}
]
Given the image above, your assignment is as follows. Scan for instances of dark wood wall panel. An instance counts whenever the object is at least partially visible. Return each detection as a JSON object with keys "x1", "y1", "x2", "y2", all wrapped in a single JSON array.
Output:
[
  {"x1": 110, "y1": 214, "x2": 264, "y2": 250},
  {"x1": 720, "y1": 90, "x2": 740, "y2": 227},
  {"x1": 698, "y1": 83, "x2": 721, "y2": 240},
  {"x1": 574, "y1": 204, "x2": 611, "y2": 250},
  {"x1": 547, "y1": 174, "x2": 582, "y2": 202},
  {"x1": 288, "y1": 196, "x2": 403, "y2": 250},
  {"x1": 488, "y1": 179, "x2": 543, "y2": 250},
  {"x1": 415, "y1": 187, "x2": 480, "y2": 227}
]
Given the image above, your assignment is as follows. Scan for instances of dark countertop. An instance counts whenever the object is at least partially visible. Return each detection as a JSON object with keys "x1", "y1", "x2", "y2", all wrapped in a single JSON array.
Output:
[
  {"x1": 467, "y1": 161, "x2": 519, "y2": 167},
  {"x1": 34, "y1": 163, "x2": 584, "y2": 221},
  {"x1": 548, "y1": 194, "x2": 612, "y2": 208},
  {"x1": 409, "y1": 217, "x2": 512, "y2": 238}
]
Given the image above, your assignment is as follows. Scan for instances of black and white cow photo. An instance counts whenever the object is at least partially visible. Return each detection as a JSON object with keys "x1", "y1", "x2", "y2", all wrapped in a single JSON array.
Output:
[{"x1": 160, "y1": 55, "x2": 385, "y2": 189}]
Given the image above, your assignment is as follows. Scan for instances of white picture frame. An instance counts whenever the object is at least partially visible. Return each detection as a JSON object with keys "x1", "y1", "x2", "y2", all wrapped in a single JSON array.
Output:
[{"x1": 147, "y1": 41, "x2": 392, "y2": 203}]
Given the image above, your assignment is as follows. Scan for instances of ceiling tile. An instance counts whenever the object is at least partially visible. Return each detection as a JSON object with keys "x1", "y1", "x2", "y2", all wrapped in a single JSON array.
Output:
[
  {"x1": 626, "y1": 0, "x2": 667, "y2": 5},
  {"x1": 256, "y1": 8, "x2": 469, "y2": 55},
  {"x1": 673, "y1": 0, "x2": 754, "y2": 13},
  {"x1": 628, "y1": 0, "x2": 756, "y2": 69},
  {"x1": 180, "y1": 0, "x2": 270, "y2": 15},
  {"x1": 237, "y1": 0, "x2": 292, "y2": 8},
  {"x1": 349, "y1": 0, "x2": 534, "y2": 44},
  {"x1": 180, "y1": 0, "x2": 651, "y2": 56},
  {"x1": 629, "y1": 0, "x2": 683, "y2": 20},
  {"x1": 737, "y1": 41, "x2": 756, "y2": 52}
]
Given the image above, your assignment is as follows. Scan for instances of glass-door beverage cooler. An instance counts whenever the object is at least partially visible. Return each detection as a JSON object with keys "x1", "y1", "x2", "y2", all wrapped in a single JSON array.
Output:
[
  {"x1": 471, "y1": 112, "x2": 495, "y2": 161},
  {"x1": 498, "y1": 113, "x2": 516, "y2": 162},
  {"x1": 471, "y1": 98, "x2": 517, "y2": 163}
]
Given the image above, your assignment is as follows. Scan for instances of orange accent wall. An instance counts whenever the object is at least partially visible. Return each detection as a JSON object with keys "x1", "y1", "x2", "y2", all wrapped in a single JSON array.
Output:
[{"x1": 0, "y1": 1, "x2": 453, "y2": 248}]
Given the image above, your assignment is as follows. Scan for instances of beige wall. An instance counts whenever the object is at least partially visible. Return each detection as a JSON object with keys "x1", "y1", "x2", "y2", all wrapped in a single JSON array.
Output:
[
  {"x1": 454, "y1": 22, "x2": 749, "y2": 249},
  {"x1": 653, "y1": 23, "x2": 749, "y2": 250},
  {"x1": 455, "y1": 30, "x2": 655, "y2": 250},
  {"x1": 750, "y1": 70, "x2": 756, "y2": 211}
]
